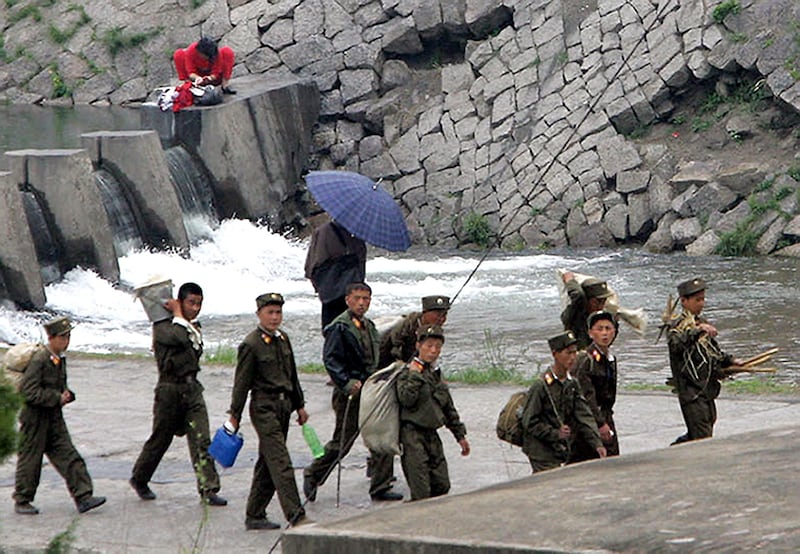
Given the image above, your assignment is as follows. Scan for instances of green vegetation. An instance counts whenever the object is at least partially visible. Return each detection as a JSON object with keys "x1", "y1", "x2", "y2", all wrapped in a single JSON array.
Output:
[
  {"x1": 729, "y1": 32, "x2": 748, "y2": 44},
  {"x1": 725, "y1": 378, "x2": 797, "y2": 395},
  {"x1": 691, "y1": 117, "x2": 713, "y2": 133},
  {"x1": 49, "y1": 65, "x2": 71, "y2": 98},
  {"x1": 79, "y1": 53, "x2": 105, "y2": 75},
  {"x1": 622, "y1": 383, "x2": 672, "y2": 393},
  {"x1": 788, "y1": 164, "x2": 800, "y2": 182},
  {"x1": 530, "y1": 207, "x2": 544, "y2": 217},
  {"x1": 0, "y1": 379, "x2": 21, "y2": 463},
  {"x1": 48, "y1": 5, "x2": 91, "y2": 45},
  {"x1": 203, "y1": 345, "x2": 237, "y2": 365},
  {"x1": 299, "y1": 363, "x2": 326, "y2": 374},
  {"x1": 101, "y1": 27, "x2": 160, "y2": 57},
  {"x1": 462, "y1": 211, "x2": 493, "y2": 248},
  {"x1": 715, "y1": 177, "x2": 795, "y2": 256},
  {"x1": 670, "y1": 114, "x2": 686, "y2": 126},
  {"x1": 626, "y1": 124, "x2": 651, "y2": 139},
  {"x1": 446, "y1": 366, "x2": 531, "y2": 385},
  {"x1": 45, "y1": 518, "x2": 78, "y2": 554},
  {"x1": 712, "y1": 0, "x2": 740, "y2": 24},
  {"x1": 0, "y1": 36, "x2": 9, "y2": 63},
  {"x1": 190, "y1": 0, "x2": 207, "y2": 7},
  {"x1": 556, "y1": 50, "x2": 569, "y2": 65},
  {"x1": 715, "y1": 222, "x2": 759, "y2": 256},
  {"x1": 8, "y1": 3, "x2": 42, "y2": 23}
]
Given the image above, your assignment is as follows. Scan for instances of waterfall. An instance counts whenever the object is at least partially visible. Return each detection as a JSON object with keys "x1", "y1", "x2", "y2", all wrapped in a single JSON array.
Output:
[
  {"x1": 94, "y1": 169, "x2": 145, "y2": 256},
  {"x1": 20, "y1": 191, "x2": 62, "y2": 285},
  {"x1": 164, "y1": 146, "x2": 218, "y2": 242}
]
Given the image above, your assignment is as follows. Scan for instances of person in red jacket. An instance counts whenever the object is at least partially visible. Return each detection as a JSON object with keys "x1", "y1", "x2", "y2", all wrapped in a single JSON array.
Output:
[{"x1": 173, "y1": 36, "x2": 236, "y2": 94}]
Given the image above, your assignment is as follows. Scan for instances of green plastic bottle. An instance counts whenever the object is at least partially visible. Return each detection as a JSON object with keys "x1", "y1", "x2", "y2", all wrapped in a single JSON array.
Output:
[{"x1": 302, "y1": 423, "x2": 325, "y2": 459}]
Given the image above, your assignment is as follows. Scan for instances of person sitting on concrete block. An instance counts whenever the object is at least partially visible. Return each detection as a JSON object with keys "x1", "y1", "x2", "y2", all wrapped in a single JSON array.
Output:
[{"x1": 173, "y1": 36, "x2": 236, "y2": 94}]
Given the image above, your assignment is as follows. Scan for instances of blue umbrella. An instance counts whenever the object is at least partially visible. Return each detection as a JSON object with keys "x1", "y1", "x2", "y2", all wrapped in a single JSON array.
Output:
[{"x1": 305, "y1": 170, "x2": 411, "y2": 252}]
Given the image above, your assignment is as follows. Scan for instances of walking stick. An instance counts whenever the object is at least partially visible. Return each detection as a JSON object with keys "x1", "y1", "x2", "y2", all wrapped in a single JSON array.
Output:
[{"x1": 336, "y1": 394, "x2": 353, "y2": 508}]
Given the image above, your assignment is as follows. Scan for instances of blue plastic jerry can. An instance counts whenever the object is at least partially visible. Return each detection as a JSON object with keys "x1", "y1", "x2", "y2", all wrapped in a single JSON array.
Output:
[{"x1": 208, "y1": 425, "x2": 244, "y2": 468}]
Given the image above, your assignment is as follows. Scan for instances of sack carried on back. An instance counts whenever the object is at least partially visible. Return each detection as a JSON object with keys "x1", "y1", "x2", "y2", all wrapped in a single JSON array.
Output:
[
  {"x1": 496, "y1": 390, "x2": 528, "y2": 446},
  {"x1": 1, "y1": 343, "x2": 46, "y2": 392}
]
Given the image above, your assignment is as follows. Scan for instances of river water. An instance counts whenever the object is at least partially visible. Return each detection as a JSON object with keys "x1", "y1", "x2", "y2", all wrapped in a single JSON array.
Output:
[{"x1": 0, "y1": 219, "x2": 797, "y2": 387}]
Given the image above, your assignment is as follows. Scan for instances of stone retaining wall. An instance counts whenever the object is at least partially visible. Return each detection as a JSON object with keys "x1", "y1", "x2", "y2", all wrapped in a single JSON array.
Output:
[{"x1": 2, "y1": 0, "x2": 800, "y2": 255}]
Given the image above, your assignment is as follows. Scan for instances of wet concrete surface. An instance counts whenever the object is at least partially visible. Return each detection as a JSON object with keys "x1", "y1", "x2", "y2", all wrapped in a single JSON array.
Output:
[{"x1": 1, "y1": 356, "x2": 798, "y2": 553}]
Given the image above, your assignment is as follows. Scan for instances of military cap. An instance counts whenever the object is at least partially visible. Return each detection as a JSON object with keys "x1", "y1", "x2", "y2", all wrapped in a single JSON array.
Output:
[
  {"x1": 421, "y1": 295, "x2": 451, "y2": 312},
  {"x1": 677, "y1": 278, "x2": 706, "y2": 298},
  {"x1": 417, "y1": 324, "x2": 445, "y2": 343},
  {"x1": 44, "y1": 316, "x2": 75, "y2": 337},
  {"x1": 587, "y1": 310, "x2": 616, "y2": 329},
  {"x1": 581, "y1": 278, "x2": 613, "y2": 299},
  {"x1": 548, "y1": 330, "x2": 577, "y2": 352},
  {"x1": 256, "y1": 293, "x2": 284, "y2": 309}
]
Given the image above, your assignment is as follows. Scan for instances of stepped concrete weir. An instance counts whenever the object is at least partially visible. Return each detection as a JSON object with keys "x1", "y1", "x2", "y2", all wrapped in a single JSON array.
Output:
[
  {"x1": 0, "y1": 75, "x2": 320, "y2": 310},
  {"x1": 81, "y1": 130, "x2": 190, "y2": 251},
  {"x1": 6, "y1": 148, "x2": 120, "y2": 286},
  {"x1": 0, "y1": 171, "x2": 44, "y2": 309},
  {"x1": 139, "y1": 74, "x2": 320, "y2": 223},
  {"x1": 283, "y1": 426, "x2": 800, "y2": 553}
]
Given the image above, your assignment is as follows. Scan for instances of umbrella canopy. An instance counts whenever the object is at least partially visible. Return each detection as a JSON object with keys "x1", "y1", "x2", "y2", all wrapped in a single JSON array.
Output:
[{"x1": 305, "y1": 170, "x2": 411, "y2": 252}]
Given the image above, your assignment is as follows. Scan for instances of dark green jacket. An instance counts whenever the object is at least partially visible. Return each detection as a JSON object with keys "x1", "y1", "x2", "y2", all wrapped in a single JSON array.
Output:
[
  {"x1": 229, "y1": 327, "x2": 305, "y2": 422},
  {"x1": 323, "y1": 309, "x2": 379, "y2": 394},
  {"x1": 667, "y1": 310, "x2": 733, "y2": 404},
  {"x1": 153, "y1": 318, "x2": 203, "y2": 381},
  {"x1": 396, "y1": 360, "x2": 466, "y2": 441},
  {"x1": 19, "y1": 347, "x2": 70, "y2": 411},
  {"x1": 560, "y1": 279, "x2": 591, "y2": 350},
  {"x1": 574, "y1": 344, "x2": 617, "y2": 426},
  {"x1": 378, "y1": 311, "x2": 422, "y2": 368},
  {"x1": 521, "y1": 370, "x2": 601, "y2": 465}
]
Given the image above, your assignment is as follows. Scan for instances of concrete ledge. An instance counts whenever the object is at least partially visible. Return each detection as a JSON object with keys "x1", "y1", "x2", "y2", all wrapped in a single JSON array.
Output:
[
  {"x1": 5, "y1": 149, "x2": 119, "y2": 283},
  {"x1": 0, "y1": 171, "x2": 45, "y2": 308},
  {"x1": 284, "y1": 426, "x2": 800, "y2": 553},
  {"x1": 140, "y1": 75, "x2": 319, "y2": 223},
  {"x1": 81, "y1": 130, "x2": 190, "y2": 250}
]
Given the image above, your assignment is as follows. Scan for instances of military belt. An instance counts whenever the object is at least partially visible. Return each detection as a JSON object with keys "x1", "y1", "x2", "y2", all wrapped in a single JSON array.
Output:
[{"x1": 159, "y1": 374, "x2": 198, "y2": 385}]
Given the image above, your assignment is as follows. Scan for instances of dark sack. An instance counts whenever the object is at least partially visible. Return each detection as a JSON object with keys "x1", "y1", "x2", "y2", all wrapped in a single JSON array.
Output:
[
  {"x1": 192, "y1": 85, "x2": 223, "y2": 106},
  {"x1": 496, "y1": 390, "x2": 527, "y2": 446}
]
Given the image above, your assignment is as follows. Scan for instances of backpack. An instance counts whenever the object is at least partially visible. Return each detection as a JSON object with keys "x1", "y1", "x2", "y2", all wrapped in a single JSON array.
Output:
[
  {"x1": 191, "y1": 84, "x2": 223, "y2": 106},
  {"x1": 496, "y1": 390, "x2": 528, "y2": 446},
  {"x1": 1, "y1": 343, "x2": 45, "y2": 392},
  {"x1": 359, "y1": 362, "x2": 404, "y2": 455}
]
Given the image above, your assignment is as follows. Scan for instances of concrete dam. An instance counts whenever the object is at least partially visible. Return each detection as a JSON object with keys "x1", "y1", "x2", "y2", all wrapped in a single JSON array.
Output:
[{"x1": 0, "y1": 76, "x2": 319, "y2": 310}]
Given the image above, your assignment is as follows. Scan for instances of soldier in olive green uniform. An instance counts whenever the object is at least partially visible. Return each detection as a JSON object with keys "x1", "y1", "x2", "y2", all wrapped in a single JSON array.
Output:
[
  {"x1": 560, "y1": 273, "x2": 613, "y2": 350},
  {"x1": 521, "y1": 331, "x2": 606, "y2": 472},
  {"x1": 303, "y1": 283, "x2": 401, "y2": 502},
  {"x1": 13, "y1": 317, "x2": 106, "y2": 515},
  {"x1": 130, "y1": 282, "x2": 226, "y2": 506},
  {"x1": 570, "y1": 311, "x2": 620, "y2": 463},
  {"x1": 396, "y1": 325, "x2": 470, "y2": 501},
  {"x1": 667, "y1": 278, "x2": 742, "y2": 443},
  {"x1": 227, "y1": 293, "x2": 311, "y2": 530},
  {"x1": 378, "y1": 295, "x2": 450, "y2": 368}
]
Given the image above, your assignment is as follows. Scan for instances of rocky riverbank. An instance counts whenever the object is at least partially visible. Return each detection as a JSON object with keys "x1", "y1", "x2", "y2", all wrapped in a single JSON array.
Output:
[{"x1": 2, "y1": 0, "x2": 800, "y2": 255}]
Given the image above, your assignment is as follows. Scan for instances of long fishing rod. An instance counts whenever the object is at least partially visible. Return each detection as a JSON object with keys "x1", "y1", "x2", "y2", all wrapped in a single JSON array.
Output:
[
  {"x1": 452, "y1": 0, "x2": 674, "y2": 304},
  {"x1": 271, "y1": 2, "x2": 680, "y2": 550}
]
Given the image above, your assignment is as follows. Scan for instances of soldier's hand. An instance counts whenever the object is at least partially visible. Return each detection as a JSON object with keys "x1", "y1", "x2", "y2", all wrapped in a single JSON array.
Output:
[
  {"x1": 296, "y1": 408, "x2": 309, "y2": 426},
  {"x1": 598, "y1": 423, "x2": 613, "y2": 443},
  {"x1": 562, "y1": 271, "x2": 575, "y2": 283},
  {"x1": 227, "y1": 416, "x2": 239, "y2": 432},
  {"x1": 558, "y1": 424, "x2": 572, "y2": 440},
  {"x1": 164, "y1": 298, "x2": 183, "y2": 318},
  {"x1": 458, "y1": 438, "x2": 470, "y2": 456},
  {"x1": 596, "y1": 446, "x2": 607, "y2": 458},
  {"x1": 60, "y1": 390, "x2": 74, "y2": 406},
  {"x1": 698, "y1": 322, "x2": 718, "y2": 337}
]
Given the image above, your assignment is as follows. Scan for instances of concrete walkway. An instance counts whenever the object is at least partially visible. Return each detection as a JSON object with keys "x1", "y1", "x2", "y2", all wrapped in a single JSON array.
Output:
[{"x1": 1, "y1": 356, "x2": 798, "y2": 553}]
